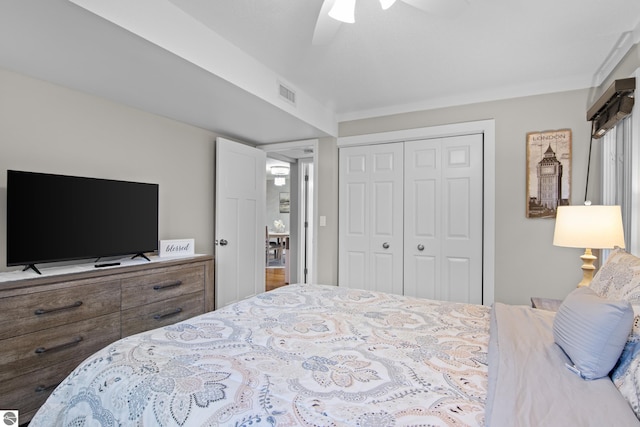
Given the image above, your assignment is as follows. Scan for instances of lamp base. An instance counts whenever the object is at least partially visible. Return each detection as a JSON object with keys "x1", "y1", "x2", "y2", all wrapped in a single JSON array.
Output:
[{"x1": 577, "y1": 248, "x2": 597, "y2": 288}]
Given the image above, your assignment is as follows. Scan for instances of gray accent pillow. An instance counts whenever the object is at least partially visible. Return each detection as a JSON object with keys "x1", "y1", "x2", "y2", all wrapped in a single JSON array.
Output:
[{"x1": 553, "y1": 286, "x2": 633, "y2": 380}]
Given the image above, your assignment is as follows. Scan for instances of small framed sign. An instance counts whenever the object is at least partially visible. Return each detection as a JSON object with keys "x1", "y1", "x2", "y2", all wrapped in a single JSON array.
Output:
[{"x1": 159, "y1": 239, "x2": 195, "y2": 257}]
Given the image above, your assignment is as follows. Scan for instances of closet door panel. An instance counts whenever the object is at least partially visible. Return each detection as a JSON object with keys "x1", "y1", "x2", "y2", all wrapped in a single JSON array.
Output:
[
  {"x1": 372, "y1": 181, "x2": 395, "y2": 237},
  {"x1": 339, "y1": 147, "x2": 370, "y2": 288},
  {"x1": 346, "y1": 182, "x2": 367, "y2": 236},
  {"x1": 404, "y1": 140, "x2": 441, "y2": 298},
  {"x1": 339, "y1": 143, "x2": 403, "y2": 293},
  {"x1": 414, "y1": 180, "x2": 437, "y2": 237},
  {"x1": 345, "y1": 251, "x2": 367, "y2": 288},
  {"x1": 405, "y1": 135, "x2": 483, "y2": 303},
  {"x1": 443, "y1": 257, "x2": 472, "y2": 302},
  {"x1": 446, "y1": 177, "x2": 471, "y2": 238},
  {"x1": 441, "y1": 135, "x2": 483, "y2": 304},
  {"x1": 372, "y1": 252, "x2": 396, "y2": 293},
  {"x1": 369, "y1": 143, "x2": 404, "y2": 294},
  {"x1": 405, "y1": 254, "x2": 437, "y2": 299}
]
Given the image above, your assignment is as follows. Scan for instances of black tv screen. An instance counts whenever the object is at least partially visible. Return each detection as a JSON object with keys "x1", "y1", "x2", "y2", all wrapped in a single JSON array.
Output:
[{"x1": 6, "y1": 170, "x2": 158, "y2": 269}]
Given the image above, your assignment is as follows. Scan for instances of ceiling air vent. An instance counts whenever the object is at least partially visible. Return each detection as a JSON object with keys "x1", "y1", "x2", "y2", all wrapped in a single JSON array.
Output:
[{"x1": 278, "y1": 82, "x2": 297, "y2": 106}]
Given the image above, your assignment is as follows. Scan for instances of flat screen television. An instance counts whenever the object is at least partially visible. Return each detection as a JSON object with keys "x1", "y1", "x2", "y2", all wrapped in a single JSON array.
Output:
[{"x1": 6, "y1": 170, "x2": 159, "y2": 273}]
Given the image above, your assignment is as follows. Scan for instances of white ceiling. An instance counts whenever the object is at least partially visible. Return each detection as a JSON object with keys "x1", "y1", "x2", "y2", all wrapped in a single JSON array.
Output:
[{"x1": 1, "y1": 0, "x2": 639, "y2": 145}]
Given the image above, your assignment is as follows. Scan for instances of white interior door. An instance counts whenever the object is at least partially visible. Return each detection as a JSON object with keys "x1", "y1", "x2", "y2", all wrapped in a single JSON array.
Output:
[
  {"x1": 339, "y1": 143, "x2": 403, "y2": 293},
  {"x1": 215, "y1": 138, "x2": 266, "y2": 309},
  {"x1": 404, "y1": 134, "x2": 483, "y2": 304}
]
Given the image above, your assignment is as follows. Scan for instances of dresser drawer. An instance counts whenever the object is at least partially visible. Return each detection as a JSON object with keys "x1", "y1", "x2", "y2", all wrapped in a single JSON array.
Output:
[
  {"x1": 0, "y1": 312, "x2": 120, "y2": 382},
  {"x1": 121, "y1": 292, "x2": 204, "y2": 337},
  {"x1": 121, "y1": 265, "x2": 204, "y2": 309},
  {"x1": 0, "y1": 356, "x2": 87, "y2": 423},
  {"x1": 0, "y1": 280, "x2": 120, "y2": 340}
]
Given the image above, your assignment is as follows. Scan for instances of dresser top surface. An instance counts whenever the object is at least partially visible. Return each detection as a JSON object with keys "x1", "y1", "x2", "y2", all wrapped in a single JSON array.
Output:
[{"x1": 0, "y1": 254, "x2": 213, "y2": 291}]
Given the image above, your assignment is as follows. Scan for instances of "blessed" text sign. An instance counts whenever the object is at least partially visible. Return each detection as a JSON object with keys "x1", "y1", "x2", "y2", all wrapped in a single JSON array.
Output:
[{"x1": 159, "y1": 239, "x2": 195, "y2": 257}]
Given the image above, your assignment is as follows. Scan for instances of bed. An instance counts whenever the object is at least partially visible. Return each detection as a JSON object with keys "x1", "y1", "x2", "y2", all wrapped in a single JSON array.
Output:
[{"x1": 30, "y1": 248, "x2": 640, "y2": 426}]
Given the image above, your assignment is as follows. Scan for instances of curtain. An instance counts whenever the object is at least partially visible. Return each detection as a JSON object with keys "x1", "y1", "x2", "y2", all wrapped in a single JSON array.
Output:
[{"x1": 601, "y1": 115, "x2": 632, "y2": 260}]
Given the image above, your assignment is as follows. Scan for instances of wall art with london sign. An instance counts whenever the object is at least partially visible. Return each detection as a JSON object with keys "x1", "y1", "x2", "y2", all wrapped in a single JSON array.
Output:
[
  {"x1": 159, "y1": 238, "x2": 195, "y2": 257},
  {"x1": 526, "y1": 129, "x2": 572, "y2": 219}
]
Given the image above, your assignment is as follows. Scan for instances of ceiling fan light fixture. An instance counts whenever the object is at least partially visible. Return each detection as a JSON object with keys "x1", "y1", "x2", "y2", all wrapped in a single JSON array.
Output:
[
  {"x1": 328, "y1": 0, "x2": 356, "y2": 23},
  {"x1": 379, "y1": 0, "x2": 397, "y2": 10}
]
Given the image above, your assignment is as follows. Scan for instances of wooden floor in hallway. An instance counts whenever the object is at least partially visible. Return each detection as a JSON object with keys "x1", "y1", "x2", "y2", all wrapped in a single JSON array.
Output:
[{"x1": 266, "y1": 267, "x2": 287, "y2": 291}]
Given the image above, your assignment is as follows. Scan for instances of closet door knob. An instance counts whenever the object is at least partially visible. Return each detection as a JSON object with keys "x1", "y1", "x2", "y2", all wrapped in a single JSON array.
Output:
[
  {"x1": 219, "y1": 239, "x2": 228, "y2": 246},
  {"x1": 382, "y1": 242, "x2": 390, "y2": 249},
  {"x1": 417, "y1": 244, "x2": 425, "y2": 251}
]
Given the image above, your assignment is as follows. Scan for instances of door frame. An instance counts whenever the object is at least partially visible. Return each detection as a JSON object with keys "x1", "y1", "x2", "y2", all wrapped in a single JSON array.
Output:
[
  {"x1": 337, "y1": 120, "x2": 495, "y2": 305},
  {"x1": 260, "y1": 139, "x2": 319, "y2": 284}
]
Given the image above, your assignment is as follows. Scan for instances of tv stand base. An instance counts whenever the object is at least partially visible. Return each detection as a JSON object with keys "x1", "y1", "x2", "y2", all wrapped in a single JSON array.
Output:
[
  {"x1": 22, "y1": 264, "x2": 41, "y2": 275},
  {"x1": 132, "y1": 252, "x2": 151, "y2": 262}
]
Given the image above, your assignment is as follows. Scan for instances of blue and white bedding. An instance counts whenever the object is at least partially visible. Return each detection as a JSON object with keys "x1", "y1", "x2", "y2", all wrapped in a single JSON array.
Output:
[
  {"x1": 31, "y1": 284, "x2": 491, "y2": 426},
  {"x1": 30, "y1": 282, "x2": 640, "y2": 426}
]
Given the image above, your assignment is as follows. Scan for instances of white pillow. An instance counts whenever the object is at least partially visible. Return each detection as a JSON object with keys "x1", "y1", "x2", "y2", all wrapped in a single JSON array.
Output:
[
  {"x1": 553, "y1": 287, "x2": 633, "y2": 380},
  {"x1": 590, "y1": 247, "x2": 640, "y2": 304}
]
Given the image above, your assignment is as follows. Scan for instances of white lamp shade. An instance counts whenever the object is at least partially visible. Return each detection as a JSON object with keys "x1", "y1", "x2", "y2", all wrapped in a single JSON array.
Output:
[
  {"x1": 553, "y1": 205, "x2": 625, "y2": 249},
  {"x1": 329, "y1": 0, "x2": 356, "y2": 23}
]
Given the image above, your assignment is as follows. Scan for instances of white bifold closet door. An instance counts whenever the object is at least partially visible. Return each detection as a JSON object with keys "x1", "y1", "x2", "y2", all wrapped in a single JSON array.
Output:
[
  {"x1": 339, "y1": 142, "x2": 404, "y2": 295},
  {"x1": 339, "y1": 134, "x2": 483, "y2": 304},
  {"x1": 404, "y1": 134, "x2": 483, "y2": 304}
]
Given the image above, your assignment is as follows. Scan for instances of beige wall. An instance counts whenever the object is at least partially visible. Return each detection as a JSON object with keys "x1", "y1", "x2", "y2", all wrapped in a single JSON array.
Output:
[
  {"x1": 0, "y1": 68, "x2": 218, "y2": 271},
  {"x1": 4, "y1": 44, "x2": 638, "y2": 305},
  {"x1": 315, "y1": 136, "x2": 339, "y2": 285},
  {"x1": 287, "y1": 43, "x2": 640, "y2": 300},
  {"x1": 337, "y1": 89, "x2": 601, "y2": 304}
]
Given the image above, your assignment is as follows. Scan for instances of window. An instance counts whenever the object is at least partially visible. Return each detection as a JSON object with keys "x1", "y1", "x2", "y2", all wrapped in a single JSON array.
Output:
[{"x1": 601, "y1": 115, "x2": 633, "y2": 259}]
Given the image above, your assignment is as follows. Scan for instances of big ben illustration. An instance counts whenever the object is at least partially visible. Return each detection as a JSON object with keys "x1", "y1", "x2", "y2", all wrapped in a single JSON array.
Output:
[{"x1": 537, "y1": 145, "x2": 562, "y2": 210}]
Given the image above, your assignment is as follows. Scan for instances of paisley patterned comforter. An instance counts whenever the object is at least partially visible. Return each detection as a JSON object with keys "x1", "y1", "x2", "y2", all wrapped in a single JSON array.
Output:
[{"x1": 31, "y1": 284, "x2": 490, "y2": 426}]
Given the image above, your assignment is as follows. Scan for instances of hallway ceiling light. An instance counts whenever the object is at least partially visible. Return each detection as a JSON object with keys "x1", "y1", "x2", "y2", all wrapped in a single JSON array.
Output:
[{"x1": 271, "y1": 166, "x2": 290, "y2": 176}]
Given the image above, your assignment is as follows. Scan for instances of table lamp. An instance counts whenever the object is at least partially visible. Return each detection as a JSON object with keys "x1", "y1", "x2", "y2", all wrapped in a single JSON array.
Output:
[{"x1": 553, "y1": 205, "x2": 625, "y2": 287}]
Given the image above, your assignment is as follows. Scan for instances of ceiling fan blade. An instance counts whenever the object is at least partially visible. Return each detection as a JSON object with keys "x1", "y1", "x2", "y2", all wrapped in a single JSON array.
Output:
[
  {"x1": 401, "y1": 0, "x2": 470, "y2": 18},
  {"x1": 312, "y1": 0, "x2": 343, "y2": 45}
]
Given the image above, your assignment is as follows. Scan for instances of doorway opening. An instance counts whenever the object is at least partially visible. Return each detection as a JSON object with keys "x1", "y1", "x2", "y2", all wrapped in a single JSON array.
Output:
[
  {"x1": 262, "y1": 140, "x2": 318, "y2": 290},
  {"x1": 266, "y1": 157, "x2": 291, "y2": 291}
]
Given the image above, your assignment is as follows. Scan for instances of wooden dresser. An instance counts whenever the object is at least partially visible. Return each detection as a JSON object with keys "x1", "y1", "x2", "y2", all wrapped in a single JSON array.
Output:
[{"x1": 0, "y1": 255, "x2": 214, "y2": 423}]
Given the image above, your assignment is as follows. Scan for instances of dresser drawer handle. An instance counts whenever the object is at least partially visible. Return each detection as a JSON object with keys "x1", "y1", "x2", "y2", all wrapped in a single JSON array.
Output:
[
  {"x1": 34, "y1": 301, "x2": 83, "y2": 315},
  {"x1": 35, "y1": 336, "x2": 83, "y2": 354},
  {"x1": 35, "y1": 383, "x2": 60, "y2": 393},
  {"x1": 152, "y1": 280, "x2": 182, "y2": 291},
  {"x1": 153, "y1": 308, "x2": 183, "y2": 320}
]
